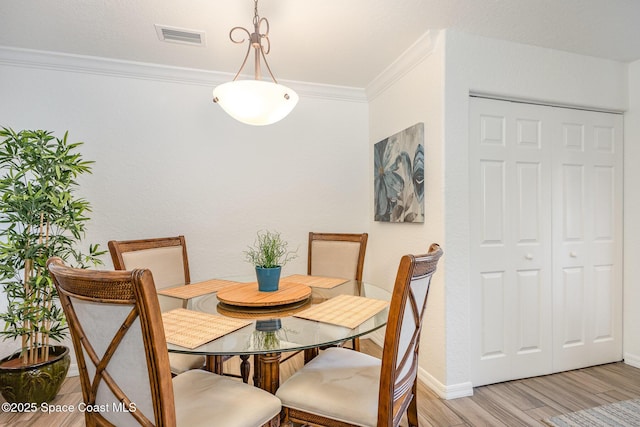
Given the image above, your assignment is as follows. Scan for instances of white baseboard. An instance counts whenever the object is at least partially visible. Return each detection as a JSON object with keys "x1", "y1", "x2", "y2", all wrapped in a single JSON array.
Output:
[
  {"x1": 366, "y1": 331, "x2": 474, "y2": 400},
  {"x1": 68, "y1": 363, "x2": 79, "y2": 377},
  {"x1": 624, "y1": 352, "x2": 640, "y2": 369},
  {"x1": 418, "y1": 367, "x2": 474, "y2": 400}
]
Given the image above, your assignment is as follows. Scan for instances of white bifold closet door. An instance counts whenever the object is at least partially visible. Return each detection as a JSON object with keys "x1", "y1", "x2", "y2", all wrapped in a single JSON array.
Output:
[{"x1": 469, "y1": 96, "x2": 623, "y2": 387}]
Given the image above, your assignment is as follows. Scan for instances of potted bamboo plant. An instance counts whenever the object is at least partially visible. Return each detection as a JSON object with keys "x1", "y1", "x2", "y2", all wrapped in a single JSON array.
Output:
[
  {"x1": 0, "y1": 127, "x2": 103, "y2": 404},
  {"x1": 244, "y1": 230, "x2": 297, "y2": 292}
]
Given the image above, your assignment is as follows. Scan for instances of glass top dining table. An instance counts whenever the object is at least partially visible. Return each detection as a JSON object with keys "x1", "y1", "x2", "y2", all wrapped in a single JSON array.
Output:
[{"x1": 163, "y1": 278, "x2": 391, "y2": 393}]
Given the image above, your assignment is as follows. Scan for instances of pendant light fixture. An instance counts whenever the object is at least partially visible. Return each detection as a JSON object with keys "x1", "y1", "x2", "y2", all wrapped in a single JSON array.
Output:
[{"x1": 213, "y1": 0, "x2": 298, "y2": 126}]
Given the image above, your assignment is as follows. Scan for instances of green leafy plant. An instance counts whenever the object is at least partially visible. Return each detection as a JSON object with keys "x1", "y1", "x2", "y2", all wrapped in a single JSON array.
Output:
[
  {"x1": 252, "y1": 330, "x2": 280, "y2": 351},
  {"x1": 0, "y1": 128, "x2": 103, "y2": 366},
  {"x1": 244, "y1": 230, "x2": 297, "y2": 268},
  {"x1": 252, "y1": 319, "x2": 287, "y2": 350}
]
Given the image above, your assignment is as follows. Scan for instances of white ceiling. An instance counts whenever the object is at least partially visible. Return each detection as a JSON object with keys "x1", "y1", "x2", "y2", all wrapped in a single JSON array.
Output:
[{"x1": 1, "y1": 0, "x2": 639, "y2": 88}]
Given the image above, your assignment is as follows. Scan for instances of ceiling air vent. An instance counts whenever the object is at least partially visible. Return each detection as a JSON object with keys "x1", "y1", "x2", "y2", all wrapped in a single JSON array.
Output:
[{"x1": 155, "y1": 24, "x2": 205, "y2": 46}]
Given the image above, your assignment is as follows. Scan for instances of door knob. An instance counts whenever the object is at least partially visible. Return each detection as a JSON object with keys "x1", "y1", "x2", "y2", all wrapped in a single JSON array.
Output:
[
  {"x1": 525, "y1": 254, "x2": 533, "y2": 260},
  {"x1": 570, "y1": 251, "x2": 577, "y2": 257}
]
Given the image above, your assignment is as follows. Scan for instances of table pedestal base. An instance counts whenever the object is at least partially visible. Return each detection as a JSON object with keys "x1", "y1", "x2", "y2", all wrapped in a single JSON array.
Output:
[{"x1": 253, "y1": 353, "x2": 281, "y2": 394}]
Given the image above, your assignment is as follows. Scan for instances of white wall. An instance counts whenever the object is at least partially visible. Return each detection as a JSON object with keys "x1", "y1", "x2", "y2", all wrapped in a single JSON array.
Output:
[
  {"x1": 624, "y1": 59, "x2": 640, "y2": 368},
  {"x1": 0, "y1": 48, "x2": 369, "y2": 363},
  {"x1": 442, "y1": 30, "x2": 628, "y2": 395},
  {"x1": 366, "y1": 30, "x2": 629, "y2": 399},
  {"x1": 366, "y1": 31, "x2": 448, "y2": 394}
]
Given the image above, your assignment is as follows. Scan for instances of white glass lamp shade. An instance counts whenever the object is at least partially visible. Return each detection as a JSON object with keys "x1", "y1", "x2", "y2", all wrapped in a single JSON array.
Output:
[{"x1": 213, "y1": 80, "x2": 299, "y2": 126}]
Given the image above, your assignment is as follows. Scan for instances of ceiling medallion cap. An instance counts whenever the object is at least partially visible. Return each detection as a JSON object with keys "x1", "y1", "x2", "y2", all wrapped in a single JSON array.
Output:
[{"x1": 213, "y1": 80, "x2": 299, "y2": 126}]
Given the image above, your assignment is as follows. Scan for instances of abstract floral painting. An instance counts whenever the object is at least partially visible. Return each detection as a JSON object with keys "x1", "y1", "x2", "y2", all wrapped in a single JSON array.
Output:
[{"x1": 374, "y1": 123, "x2": 424, "y2": 222}]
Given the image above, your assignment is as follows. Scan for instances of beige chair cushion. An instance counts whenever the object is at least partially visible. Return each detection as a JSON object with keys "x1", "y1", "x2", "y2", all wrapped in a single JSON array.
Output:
[
  {"x1": 276, "y1": 347, "x2": 381, "y2": 427},
  {"x1": 168, "y1": 352, "x2": 205, "y2": 375},
  {"x1": 310, "y1": 240, "x2": 361, "y2": 279},
  {"x1": 173, "y1": 369, "x2": 281, "y2": 426}
]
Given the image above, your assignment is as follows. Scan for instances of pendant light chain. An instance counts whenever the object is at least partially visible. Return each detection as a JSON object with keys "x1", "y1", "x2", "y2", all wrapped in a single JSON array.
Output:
[{"x1": 253, "y1": 0, "x2": 259, "y2": 25}]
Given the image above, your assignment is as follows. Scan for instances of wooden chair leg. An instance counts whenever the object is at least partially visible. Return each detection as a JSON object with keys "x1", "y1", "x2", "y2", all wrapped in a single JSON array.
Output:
[
  {"x1": 281, "y1": 408, "x2": 292, "y2": 426},
  {"x1": 304, "y1": 348, "x2": 319, "y2": 364},
  {"x1": 407, "y1": 384, "x2": 419, "y2": 427},
  {"x1": 205, "y1": 355, "x2": 224, "y2": 374}
]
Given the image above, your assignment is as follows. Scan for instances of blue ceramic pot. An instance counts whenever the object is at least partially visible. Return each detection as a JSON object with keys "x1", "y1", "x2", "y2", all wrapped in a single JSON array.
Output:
[
  {"x1": 256, "y1": 319, "x2": 282, "y2": 332},
  {"x1": 255, "y1": 266, "x2": 281, "y2": 292}
]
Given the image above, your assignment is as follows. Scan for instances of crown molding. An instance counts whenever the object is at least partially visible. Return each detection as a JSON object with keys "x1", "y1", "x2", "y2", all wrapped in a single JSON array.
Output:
[
  {"x1": 0, "y1": 46, "x2": 366, "y2": 103},
  {"x1": 365, "y1": 30, "x2": 437, "y2": 101}
]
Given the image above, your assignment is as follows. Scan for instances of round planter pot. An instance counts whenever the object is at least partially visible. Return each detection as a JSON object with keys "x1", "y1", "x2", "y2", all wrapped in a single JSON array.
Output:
[
  {"x1": 0, "y1": 346, "x2": 70, "y2": 404},
  {"x1": 255, "y1": 266, "x2": 281, "y2": 292}
]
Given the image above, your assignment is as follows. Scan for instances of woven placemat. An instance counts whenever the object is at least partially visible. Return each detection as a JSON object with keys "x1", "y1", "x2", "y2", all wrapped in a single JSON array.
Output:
[
  {"x1": 282, "y1": 274, "x2": 348, "y2": 289},
  {"x1": 157, "y1": 279, "x2": 240, "y2": 299},
  {"x1": 162, "y1": 308, "x2": 252, "y2": 349},
  {"x1": 293, "y1": 294, "x2": 388, "y2": 329}
]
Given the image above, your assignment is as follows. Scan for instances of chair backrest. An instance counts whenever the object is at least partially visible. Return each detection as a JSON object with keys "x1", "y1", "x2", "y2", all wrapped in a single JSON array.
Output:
[
  {"x1": 378, "y1": 243, "x2": 443, "y2": 427},
  {"x1": 47, "y1": 257, "x2": 176, "y2": 427},
  {"x1": 108, "y1": 236, "x2": 190, "y2": 287},
  {"x1": 307, "y1": 232, "x2": 368, "y2": 281},
  {"x1": 108, "y1": 236, "x2": 190, "y2": 311}
]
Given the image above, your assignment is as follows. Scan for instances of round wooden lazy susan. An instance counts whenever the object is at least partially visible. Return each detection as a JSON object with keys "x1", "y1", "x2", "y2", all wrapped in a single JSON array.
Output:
[
  {"x1": 216, "y1": 299, "x2": 312, "y2": 319},
  {"x1": 216, "y1": 281, "x2": 312, "y2": 308}
]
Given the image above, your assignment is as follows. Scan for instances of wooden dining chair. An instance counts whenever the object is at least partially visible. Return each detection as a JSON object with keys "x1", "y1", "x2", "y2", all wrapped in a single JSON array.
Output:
[
  {"x1": 47, "y1": 257, "x2": 282, "y2": 427},
  {"x1": 308, "y1": 232, "x2": 368, "y2": 351},
  {"x1": 276, "y1": 243, "x2": 443, "y2": 427},
  {"x1": 108, "y1": 235, "x2": 206, "y2": 376}
]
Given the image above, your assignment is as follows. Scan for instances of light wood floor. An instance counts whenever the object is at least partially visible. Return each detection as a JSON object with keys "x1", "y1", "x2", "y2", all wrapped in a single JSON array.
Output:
[{"x1": 2, "y1": 340, "x2": 639, "y2": 426}]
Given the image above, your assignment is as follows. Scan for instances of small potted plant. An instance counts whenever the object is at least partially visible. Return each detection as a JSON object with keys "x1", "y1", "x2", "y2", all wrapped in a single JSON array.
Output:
[
  {"x1": 0, "y1": 128, "x2": 103, "y2": 403},
  {"x1": 244, "y1": 230, "x2": 297, "y2": 292}
]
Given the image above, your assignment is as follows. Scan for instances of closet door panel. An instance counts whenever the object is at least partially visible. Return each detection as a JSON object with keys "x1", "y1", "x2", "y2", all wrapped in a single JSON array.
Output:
[
  {"x1": 557, "y1": 266, "x2": 587, "y2": 364},
  {"x1": 470, "y1": 97, "x2": 622, "y2": 386},
  {"x1": 516, "y1": 269, "x2": 543, "y2": 353},
  {"x1": 552, "y1": 109, "x2": 623, "y2": 371},
  {"x1": 470, "y1": 98, "x2": 553, "y2": 386},
  {"x1": 480, "y1": 272, "x2": 506, "y2": 359},
  {"x1": 593, "y1": 265, "x2": 615, "y2": 342},
  {"x1": 588, "y1": 113, "x2": 623, "y2": 365}
]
